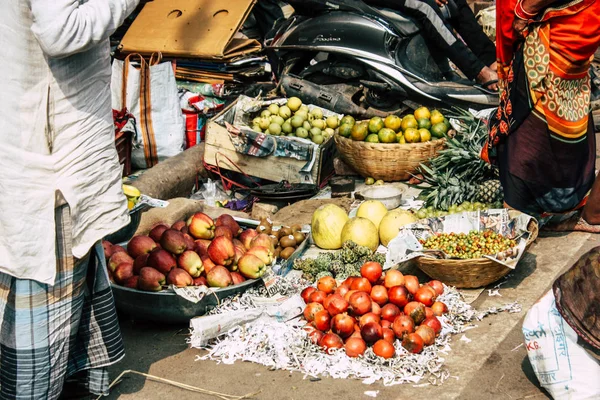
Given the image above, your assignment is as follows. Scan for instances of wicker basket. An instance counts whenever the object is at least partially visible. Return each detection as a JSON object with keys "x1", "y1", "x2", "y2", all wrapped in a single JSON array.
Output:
[
  {"x1": 416, "y1": 212, "x2": 539, "y2": 289},
  {"x1": 334, "y1": 133, "x2": 446, "y2": 181}
]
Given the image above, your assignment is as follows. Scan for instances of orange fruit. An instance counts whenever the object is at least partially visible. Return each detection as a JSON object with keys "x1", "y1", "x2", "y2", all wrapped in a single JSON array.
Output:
[
  {"x1": 384, "y1": 115, "x2": 402, "y2": 132},
  {"x1": 400, "y1": 116, "x2": 418, "y2": 131},
  {"x1": 418, "y1": 129, "x2": 431, "y2": 142},
  {"x1": 404, "y1": 128, "x2": 421, "y2": 143},
  {"x1": 351, "y1": 122, "x2": 369, "y2": 141},
  {"x1": 368, "y1": 117, "x2": 385, "y2": 134},
  {"x1": 414, "y1": 106, "x2": 431, "y2": 120},
  {"x1": 378, "y1": 128, "x2": 397, "y2": 143}
]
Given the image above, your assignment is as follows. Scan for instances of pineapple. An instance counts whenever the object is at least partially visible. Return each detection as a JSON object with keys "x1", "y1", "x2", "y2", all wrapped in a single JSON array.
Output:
[
  {"x1": 477, "y1": 179, "x2": 503, "y2": 204},
  {"x1": 414, "y1": 108, "x2": 502, "y2": 210}
]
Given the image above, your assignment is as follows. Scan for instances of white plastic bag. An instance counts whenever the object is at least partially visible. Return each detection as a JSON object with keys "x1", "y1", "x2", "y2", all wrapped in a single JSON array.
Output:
[
  {"x1": 523, "y1": 290, "x2": 600, "y2": 399},
  {"x1": 111, "y1": 53, "x2": 185, "y2": 169}
]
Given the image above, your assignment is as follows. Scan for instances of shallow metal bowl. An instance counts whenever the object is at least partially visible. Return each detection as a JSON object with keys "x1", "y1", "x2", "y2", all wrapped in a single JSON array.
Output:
[
  {"x1": 355, "y1": 186, "x2": 404, "y2": 210},
  {"x1": 111, "y1": 278, "x2": 260, "y2": 324}
]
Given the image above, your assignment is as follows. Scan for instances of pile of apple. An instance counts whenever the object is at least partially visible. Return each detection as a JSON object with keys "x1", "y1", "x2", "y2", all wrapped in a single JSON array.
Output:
[
  {"x1": 103, "y1": 213, "x2": 278, "y2": 292},
  {"x1": 301, "y1": 263, "x2": 448, "y2": 359}
]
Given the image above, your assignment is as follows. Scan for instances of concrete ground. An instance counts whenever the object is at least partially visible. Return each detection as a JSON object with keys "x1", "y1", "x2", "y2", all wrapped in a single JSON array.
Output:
[
  {"x1": 105, "y1": 132, "x2": 600, "y2": 400},
  {"x1": 105, "y1": 232, "x2": 600, "y2": 400}
]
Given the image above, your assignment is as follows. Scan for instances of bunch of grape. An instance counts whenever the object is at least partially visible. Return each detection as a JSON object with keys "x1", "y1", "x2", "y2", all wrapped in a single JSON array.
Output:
[{"x1": 420, "y1": 230, "x2": 517, "y2": 259}]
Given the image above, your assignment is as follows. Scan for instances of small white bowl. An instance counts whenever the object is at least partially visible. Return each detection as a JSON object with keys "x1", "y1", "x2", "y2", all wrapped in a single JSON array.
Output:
[{"x1": 355, "y1": 186, "x2": 404, "y2": 210}]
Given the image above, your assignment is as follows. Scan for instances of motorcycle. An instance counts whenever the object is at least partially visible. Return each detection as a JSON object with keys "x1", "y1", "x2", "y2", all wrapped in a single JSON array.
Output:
[{"x1": 267, "y1": 0, "x2": 498, "y2": 117}]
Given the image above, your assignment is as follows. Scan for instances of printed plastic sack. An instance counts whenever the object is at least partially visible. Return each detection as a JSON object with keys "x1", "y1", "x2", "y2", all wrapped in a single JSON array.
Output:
[
  {"x1": 111, "y1": 53, "x2": 185, "y2": 169},
  {"x1": 522, "y1": 290, "x2": 600, "y2": 399}
]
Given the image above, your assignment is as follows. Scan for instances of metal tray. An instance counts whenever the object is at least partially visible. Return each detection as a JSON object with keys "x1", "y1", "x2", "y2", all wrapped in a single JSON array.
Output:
[
  {"x1": 111, "y1": 217, "x2": 310, "y2": 323},
  {"x1": 111, "y1": 278, "x2": 260, "y2": 324}
]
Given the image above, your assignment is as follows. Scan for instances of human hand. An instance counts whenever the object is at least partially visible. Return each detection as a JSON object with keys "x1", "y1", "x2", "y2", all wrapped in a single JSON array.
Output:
[
  {"x1": 512, "y1": 18, "x2": 529, "y2": 37},
  {"x1": 436, "y1": 0, "x2": 448, "y2": 6}
]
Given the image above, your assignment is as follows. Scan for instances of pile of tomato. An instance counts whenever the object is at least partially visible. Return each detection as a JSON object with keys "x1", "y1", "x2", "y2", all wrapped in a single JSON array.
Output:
[{"x1": 301, "y1": 262, "x2": 448, "y2": 359}]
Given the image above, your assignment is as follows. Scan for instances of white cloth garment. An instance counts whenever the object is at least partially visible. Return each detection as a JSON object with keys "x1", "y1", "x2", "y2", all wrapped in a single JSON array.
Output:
[{"x1": 0, "y1": 0, "x2": 139, "y2": 284}]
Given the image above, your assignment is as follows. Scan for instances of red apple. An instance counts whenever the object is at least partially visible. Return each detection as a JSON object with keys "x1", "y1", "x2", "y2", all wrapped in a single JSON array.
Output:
[
  {"x1": 207, "y1": 236, "x2": 235, "y2": 266},
  {"x1": 187, "y1": 212, "x2": 215, "y2": 240},
  {"x1": 111, "y1": 245, "x2": 126, "y2": 254},
  {"x1": 206, "y1": 265, "x2": 233, "y2": 288},
  {"x1": 167, "y1": 268, "x2": 193, "y2": 287},
  {"x1": 114, "y1": 262, "x2": 134, "y2": 284},
  {"x1": 102, "y1": 240, "x2": 114, "y2": 260},
  {"x1": 237, "y1": 254, "x2": 267, "y2": 279},
  {"x1": 171, "y1": 220, "x2": 187, "y2": 231},
  {"x1": 215, "y1": 214, "x2": 242, "y2": 237},
  {"x1": 122, "y1": 275, "x2": 139, "y2": 289},
  {"x1": 239, "y1": 229, "x2": 259, "y2": 250},
  {"x1": 214, "y1": 225, "x2": 234, "y2": 240},
  {"x1": 177, "y1": 250, "x2": 203, "y2": 277},
  {"x1": 160, "y1": 229, "x2": 187, "y2": 255},
  {"x1": 250, "y1": 233, "x2": 275, "y2": 253},
  {"x1": 149, "y1": 224, "x2": 169, "y2": 243},
  {"x1": 182, "y1": 233, "x2": 196, "y2": 252},
  {"x1": 193, "y1": 276, "x2": 208, "y2": 286},
  {"x1": 127, "y1": 236, "x2": 157, "y2": 259},
  {"x1": 133, "y1": 254, "x2": 149, "y2": 275},
  {"x1": 194, "y1": 239, "x2": 211, "y2": 257},
  {"x1": 138, "y1": 267, "x2": 166, "y2": 292},
  {"x1": 201, "y1": 255, "x2": 216, "y2": 274},
  {"x1": 246, "y1": 246, "x2": 273, "y2": 265},
  {"x1": 147, "y1": 249, "x2": 177, "y2": 275},
  {"x1": 230, "y1": 271, "x2": 246, "y2": 285},
  {"x1": 108, "y1": 252, "x2": 134, "y2": 273}
]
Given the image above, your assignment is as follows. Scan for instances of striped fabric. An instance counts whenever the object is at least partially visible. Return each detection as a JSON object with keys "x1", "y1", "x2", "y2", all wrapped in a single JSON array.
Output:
[{"x1": 0, "y1": 199, "x2": 124, "y2": 399}]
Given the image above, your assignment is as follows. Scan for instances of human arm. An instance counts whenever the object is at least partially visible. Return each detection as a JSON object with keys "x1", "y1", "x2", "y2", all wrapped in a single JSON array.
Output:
[
  {"x1": 29, "y1": 0, "x2": 140, "y2": 58},
  {"x1": 512, "y1": 0, "x2": 560, "y2": 36}
]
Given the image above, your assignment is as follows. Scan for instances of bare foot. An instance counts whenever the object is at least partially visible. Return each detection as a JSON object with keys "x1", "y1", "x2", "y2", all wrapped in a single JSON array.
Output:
[
  {"x1": 476, "y1": 66, "x2": 498, "y2": 91},
  {"x1": 542, "y1": 215, "x2": 600, "y2": 233}
]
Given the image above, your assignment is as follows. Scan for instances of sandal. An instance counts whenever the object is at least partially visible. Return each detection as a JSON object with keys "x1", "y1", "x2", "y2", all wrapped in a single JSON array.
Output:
[{"x1": 474, "y1": 79, "x2": 499, "y2": 94}]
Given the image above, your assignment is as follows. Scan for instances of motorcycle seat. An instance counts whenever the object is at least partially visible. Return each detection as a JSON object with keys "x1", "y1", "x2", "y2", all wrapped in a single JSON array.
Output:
[{"x1": 374, "y1": 7, "x2": 420, "y2": 36}]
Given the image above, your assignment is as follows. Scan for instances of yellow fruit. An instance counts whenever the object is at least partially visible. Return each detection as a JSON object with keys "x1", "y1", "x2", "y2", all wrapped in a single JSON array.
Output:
[
  {"x1": 326, "y1": 116, "x2": 339, "y2": 129},
  {"x1": 339, "y1": 123, "x2": 353, "y2": 137},
  {"x1": 365, "y1": 133, "x2": 380, "y2": 143},
  {"x1": 400, "y1": 116, "x2": 418, "y2": 131},
  {"x1": 311, "y1": 204, "x2": 349, "y2": 250},
  {"x1": 398, "y1": 135, "x2": 406, "y2": 144},
  {"x1": 368, "y1": 117, "x2": 385, "y2": 134},
  {"x1": 341, "y1": 217, "x2": 379, "y2": 252},
  {"x1": 430, "y1": 110, "x2": 445, "y2": 125},
  {"x1": 404, "y1": 128, "x2": 421, "y2": 143},
  {"x1": 340, "y1": 115, "x2": 356, "y2": 126},
  {"x1": 417, "y1": 118, "x2": 432, "y2": 130},
  {"x1": 351, "y1": 122, "x2": 369, "y2": 141},
  {"x1": 430, "y1": 122, "x2": 449, "y2": 138},
  {"x1": 374, "y1": 180, "x2": 385, "y2": 185},
  {"x1": 365, "y1": 177, "x2": 375, "y2": 185},
  {"x1": 384, "y1": 115, "x2": 402, "y2": 132},
  {"x1": 418, "y1": 128, "x2": 432, "y2": 142},
  {"x1": 123, "y1": 184, "x2": 141, "y2": 210},
  {"x1": 356, "y1": 200, "x2": 389, "y2": 229},
  {"x1": 379, "y1": 210, "x2": 418, "y2": 247},
  {"x1": 378, "y1": 128, "x2": 397, "y2": 143},
  {"x1": 414, "y1": 106, "x2": 431, "y2": 120},
  {"x1": 287, "y1": 97, "x2": 302, "y2": 112}
]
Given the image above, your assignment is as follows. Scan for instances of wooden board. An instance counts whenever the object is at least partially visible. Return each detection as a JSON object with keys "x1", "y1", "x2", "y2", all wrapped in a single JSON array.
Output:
[{"x1": 204, "y1": 116, "x2": 337, "y2": 185}]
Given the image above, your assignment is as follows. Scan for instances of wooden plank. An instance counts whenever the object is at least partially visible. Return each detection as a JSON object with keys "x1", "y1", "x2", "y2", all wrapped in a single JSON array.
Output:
[{"x1": 204, "y1": 120, "x2": 334, "y2": 184}]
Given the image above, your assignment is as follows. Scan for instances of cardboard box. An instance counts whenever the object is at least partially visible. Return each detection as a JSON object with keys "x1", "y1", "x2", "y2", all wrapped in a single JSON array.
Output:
[
  {"x1": 203, "y1": 99, "x2": 338, "y2": 185},
  {"x1": 119, "y1": 0, "x2": 261, "y2": 59}
]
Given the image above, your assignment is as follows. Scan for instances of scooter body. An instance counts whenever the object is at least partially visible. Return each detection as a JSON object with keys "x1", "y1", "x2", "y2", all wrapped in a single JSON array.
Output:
[{"x1": 268, "y1": 0, "x2": 496, "y2": 115}]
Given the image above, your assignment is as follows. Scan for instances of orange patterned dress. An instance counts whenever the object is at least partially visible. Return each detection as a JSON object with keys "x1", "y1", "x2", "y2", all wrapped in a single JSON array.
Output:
[{"x1": 484, "y1": 0, "x2": 600, "y2": 216}]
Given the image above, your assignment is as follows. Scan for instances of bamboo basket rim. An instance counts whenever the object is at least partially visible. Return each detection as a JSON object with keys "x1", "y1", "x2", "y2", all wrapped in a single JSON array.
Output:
[
  {"x1": 415, "y1": 212, "x2": 539, "y2": 288},
  {"x1": 334, "y1": 132, "x2": 447, "y2": 148}
]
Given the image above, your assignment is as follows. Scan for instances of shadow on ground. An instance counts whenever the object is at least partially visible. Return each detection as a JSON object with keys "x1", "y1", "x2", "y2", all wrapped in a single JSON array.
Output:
[{"x1": 107, "y1": 316, "x2": 190, "y2": 396}]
